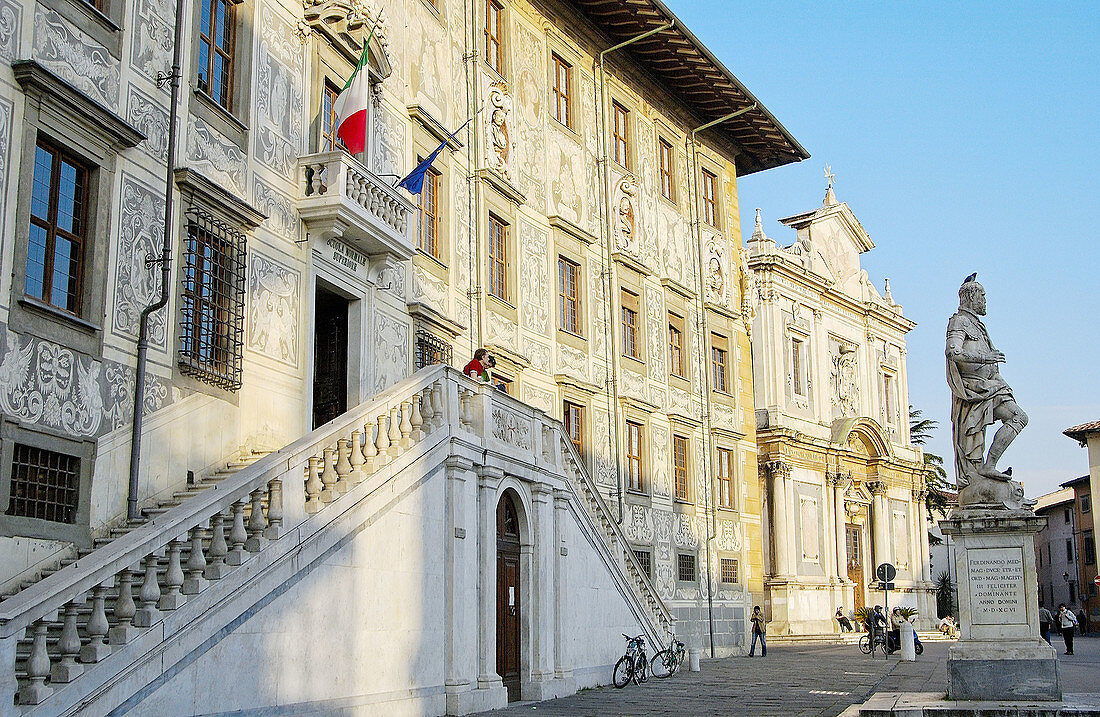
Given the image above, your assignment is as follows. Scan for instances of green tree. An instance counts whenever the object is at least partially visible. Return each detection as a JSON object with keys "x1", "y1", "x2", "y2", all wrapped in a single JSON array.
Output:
[
  {"x1": 934, "y1": 570, "x2": 957, "y2": 619},
  {"x1": 910, "y1": 406, "x2": 951, "y2": 518}
]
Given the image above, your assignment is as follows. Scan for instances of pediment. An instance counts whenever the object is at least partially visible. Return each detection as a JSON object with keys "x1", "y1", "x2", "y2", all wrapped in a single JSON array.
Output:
[{"x1": 304, "y1": 0, "x2": 393, "y2": 80}]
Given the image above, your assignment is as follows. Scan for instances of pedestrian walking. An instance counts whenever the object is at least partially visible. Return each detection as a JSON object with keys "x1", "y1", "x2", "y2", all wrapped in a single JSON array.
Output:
[
  {"x1": 1077, "y1": 607, "x2": 1088, "y2": 636},
  {"x1": 1058, "y1": 603, "x2": 1078, "y2": 655},
  {"x1": 748, "y1": 606, "x2": 766, "y2": 657},
  {"x1": 1038, "y1": 605, "x2": 1053, "y2": 645},
  {"x1": 835, "y1": 607, "x2": 854, "y2": 632}
]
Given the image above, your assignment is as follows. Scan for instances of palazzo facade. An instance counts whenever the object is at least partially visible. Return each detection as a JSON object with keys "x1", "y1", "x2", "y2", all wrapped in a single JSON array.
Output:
[{"x1": 747, "y1": 185, "x2": 936, "y2": 634}]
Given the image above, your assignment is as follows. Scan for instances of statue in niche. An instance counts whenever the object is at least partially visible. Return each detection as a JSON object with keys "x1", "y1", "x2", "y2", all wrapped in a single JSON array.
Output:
[
  {"x1": 615, "y1": 177, "x2": 638, "y2": 253},
  {"x1": 487, "y1": 82, "x2": 512, "y2": 180},
  {"x1": 946, "y1": 273, "x2": 1028, "y2": 509},
  {"x1": 831, "y1": 344, "x2": 859, "y2": 417}
]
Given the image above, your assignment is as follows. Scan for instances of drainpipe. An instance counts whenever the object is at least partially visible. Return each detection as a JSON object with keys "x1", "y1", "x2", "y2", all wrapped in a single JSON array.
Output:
[
  {"x1": 594, "y1": 21, "x2": 673, "y2": 524},
  {"x1": 127, "y1": 0, "x2": 184, "y2": 522},
  {"x1": 685, "y1": 104, "x2": 755, "y2": 657},
  {"x1": 464, "y1": 0, "x2": 483, "y2": 352}
]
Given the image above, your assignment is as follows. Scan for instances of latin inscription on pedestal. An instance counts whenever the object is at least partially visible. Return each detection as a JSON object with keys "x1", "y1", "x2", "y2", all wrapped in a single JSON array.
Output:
[{"x1": 967, "y1": 546, "x2": 1025, "y2": 624}]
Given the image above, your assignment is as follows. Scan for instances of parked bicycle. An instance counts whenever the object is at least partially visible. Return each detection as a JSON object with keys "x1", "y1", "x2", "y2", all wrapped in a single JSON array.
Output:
[
  {"x1": 613, "y1": 633, "x2": 648, "y2": 687},
  {"x1": 650, "y1": 632, "x2": 686, "y2": 678}
]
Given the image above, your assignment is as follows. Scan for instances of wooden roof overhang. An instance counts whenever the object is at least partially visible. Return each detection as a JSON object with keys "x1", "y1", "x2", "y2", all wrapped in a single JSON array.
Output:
[{"x1": 568, "y1": 0, "x2": 809, "y2": 175}]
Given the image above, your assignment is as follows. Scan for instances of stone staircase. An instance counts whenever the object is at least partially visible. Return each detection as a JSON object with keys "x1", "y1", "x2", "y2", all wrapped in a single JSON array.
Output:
[
  {"x1": 769, "y1": 631, "x2": 956, "y2": 646},
  {"x1": 0, "y1": 366, "x2": 671, "y2": 716}
]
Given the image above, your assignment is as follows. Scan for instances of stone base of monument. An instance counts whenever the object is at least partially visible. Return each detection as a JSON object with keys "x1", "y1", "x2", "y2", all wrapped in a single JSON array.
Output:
[
  {"x1": 940, "y1": 507, "x2": 1060, "y2": 702},
  {"x1": 838, "y1": 692, "x2": 1100, "y2": 717}
]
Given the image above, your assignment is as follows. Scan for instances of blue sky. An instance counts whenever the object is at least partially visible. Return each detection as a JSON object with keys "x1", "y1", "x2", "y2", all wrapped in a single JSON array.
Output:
[{"x1": 665, "y1": 1, "x2": 1099, "y2": 497}]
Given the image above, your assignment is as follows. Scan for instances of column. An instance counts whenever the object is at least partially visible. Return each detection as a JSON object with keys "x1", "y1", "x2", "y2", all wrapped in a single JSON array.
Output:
[
  {"x1": 529, "y1": 483, "x2": 555, "y2": 686},
  {"x1": 822, "y1": 473, "x2": 839, "y2": 580},
  {"x1": 477, "y1": 466, "x2": 505, "y2": 690},
  {"x1": 769, "y1": 460, "x2": 791, "y2": 576},
  {"x1": 868, "y1": 481, "x2": 890, "y2": 570},
  {"x1": 552, "y1": 489, "x2": 573, "y2": 685},
  {"x1": 832, "y1": 476, "x2": 849, "y2": 581},
  {"x1": 445, "y1": 456, "x2": 476, "y2": 708},
  {"x1": 916, "y1": 489, "x2": 932, "y2": 582}
]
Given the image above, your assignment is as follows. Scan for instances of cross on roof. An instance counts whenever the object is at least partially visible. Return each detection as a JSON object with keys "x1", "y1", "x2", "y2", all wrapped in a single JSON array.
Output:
[{"x1": 824, "y1": 165, "x2": 836, "y2": 190}]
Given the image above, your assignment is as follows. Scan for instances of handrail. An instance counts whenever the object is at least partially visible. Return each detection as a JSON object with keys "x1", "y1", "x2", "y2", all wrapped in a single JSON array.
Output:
[{"x1": 0, "y1": 365, "x2": 448, "y2": 637}]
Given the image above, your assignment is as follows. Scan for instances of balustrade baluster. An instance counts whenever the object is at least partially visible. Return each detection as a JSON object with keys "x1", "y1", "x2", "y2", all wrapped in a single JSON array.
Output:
[
  {"x1": 21, "y1": 619, "x2": 52, "y2": 704},
  {"x1": 420, "y1": 387, "x2": 435, "y2": 426},
  {"x1": 319, "y1": 446, "x2": 338, "y2": 502},
  {"x1": 459, "y1": 389, "x2": 472, "y2": 428},
  {"x1": 52, "y1": 601, "x2": 83, "y2": 682},
  {"x1": 133, "y1": 553, "x2": 162, "y2": 627},
  {"x1": 81, "y1": 584, "x2": 111, "y2": 662},
  {"x1": 158, "y1": 539, "x2": 186, "y2": 610},
  {"x1": 399, "y1": 401, "x2": 413, "y2": 448},
  {"x1": 265, "y1": 478, "x2": 284, "y2": 538},
  {"x1": 334, "y1": 438, "x2": 352, "y2": 495},
  {"x1": 305, "y1": 456, "x2": 324, "y2": 514},
  {"x1": 226, "y1": 500, "x2": 249, "y2": 565},
  {"x1": 182, "y1": 524, "x2": 207, "y2": 594},
  {"x1": 349, "y1": 428, "x2": 365, "y2": 478},
  {"x1": 362, "y1": 421, "x2": 378, "y2": 470},
  {"x1": 387, "y1": 406, "x2": 401, "y2": 455},
  {"x1": 432, "y1": 383, "x2": 445, "y2": 428},
  {"x1": 409, "y1": 395, "x2": 424, "y2": 440},
  {"x1": 375, "y1": 414, "x2": 391, "y2": 462},
  {"x1": 245, "y1": 488, "x2": 268, "y2": 552},
  {"x1": 205, "y1": 512, "x2": 230, "y2": 578},
  {"x1": 111, "y1": 568, "x2": 139, "y2": 644}
]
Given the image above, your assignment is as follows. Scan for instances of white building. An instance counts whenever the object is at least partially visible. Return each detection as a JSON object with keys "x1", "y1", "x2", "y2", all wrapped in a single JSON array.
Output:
[
  {"x1": 747, "y1": 182, "x2": 936, "y2": 634},
  {"x1": 1034, "y1": 487, "x2": 1081, "y2": 610}
]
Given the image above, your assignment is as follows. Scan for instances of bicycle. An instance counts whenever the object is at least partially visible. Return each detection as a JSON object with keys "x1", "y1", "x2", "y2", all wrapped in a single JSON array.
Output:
[
  {"x1": 858, "y1": 626, "x2": 889, "y2": 657},
  {"x1": 650, "y1": 632, "x2": 686, "y2": 679},
  {"x1": 613, "y1": 633, "x2": 648, "y2": 688}
]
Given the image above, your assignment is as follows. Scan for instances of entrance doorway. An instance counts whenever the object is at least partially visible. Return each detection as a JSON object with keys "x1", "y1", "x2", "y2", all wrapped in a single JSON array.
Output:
[
  {"x1": 496, "y1": 492, "x2": 522, "y2": 702},
  {"x1": 846, "y1": 524, "x2": 865, "y2": 611},
  {"x1": 313, "y1": 288, "x2": 348, "y2": 429}
]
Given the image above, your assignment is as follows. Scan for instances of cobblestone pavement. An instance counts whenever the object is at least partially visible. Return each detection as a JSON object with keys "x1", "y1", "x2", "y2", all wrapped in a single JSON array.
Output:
[{"x1": 475, "y1": 636, "x2": 1100, "y2": 717}]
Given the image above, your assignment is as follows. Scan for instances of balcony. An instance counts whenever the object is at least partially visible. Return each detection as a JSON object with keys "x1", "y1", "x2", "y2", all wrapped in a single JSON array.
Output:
[{"x1": 297, "y1": 151, "x2": 417, "y2": 261}]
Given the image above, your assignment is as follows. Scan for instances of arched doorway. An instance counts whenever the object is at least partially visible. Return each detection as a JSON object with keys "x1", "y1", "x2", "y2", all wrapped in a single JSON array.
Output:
[{"x1": 496, "y1": 492, "x2": 522, "y2": 702}]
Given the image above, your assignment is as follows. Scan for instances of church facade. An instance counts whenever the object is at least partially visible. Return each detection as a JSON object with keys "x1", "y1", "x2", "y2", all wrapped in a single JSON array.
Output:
[{"x1": 747, "y1": 183, "x2": 936, "y2": 634}]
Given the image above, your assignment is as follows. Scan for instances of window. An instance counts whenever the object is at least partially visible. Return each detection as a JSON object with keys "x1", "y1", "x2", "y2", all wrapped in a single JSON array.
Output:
[
  {"x1": 558, "y1": 257, "x2": 580, "y2": 334},
  {"x1": 320, "y1": 80, "x2": 341, "y2": 151},
  {"x1": 668, "y1": 313, "x2": 685, "y2": 377},
  {"x1": 633, "y1": 549, "x2": 651, "y2": 579},
  {"x1": 721, "y1": 558, "x2": 738, "y2": 584},
  {"x1": 414, "y1": 329, "x2": 451, "y2": 369},
  {"x1": 488, "y1": 213, "x2": 508, "y2": 301},
  {"x1": 701, "y1": 169, "x2": 717, "y2": 227},
  {"x1": 484, "y1": 0, "x2": 504, "y2": 75},
  {"x1": 552, "y1": 53, "x2": 572, "y2": 129},
  {"x1": 563, "y1": 401, "x2": 584, "y2": 458},
  {"x1": 1065, "y1": 508, "x2": 1071, "y2": 524},
  {"x1": 621, "y1": 289, "x2": 640, "y2": 360},
  {"x1": 673, "y1": 435, "x2": 689, "y2": 502},
  {"x1": 659, "y1": 138, "x2": 675, "y2": 202},
  {"x1": 1084, "y1": 530, "x2": 1096, "y2": 566},
  {"x1": 1066, "y1": 538, "x2": 1073, "y2": 562},
  {"x1": 1038, "y1": 550, "x2": 1043, "y2": 568},
  {"x1": 677, "y1": 553, "x2": 696, "y2": 582},
  {"x1": 418, "y1": 167, "x2": 441, "y2": 259},
  {"x1": 1082, "y1": 494, "x2": 1091, "y2": 514},
  {"x1": 6, "y1": 444, "x2": 80, "y2": 524},
  {"x1": 846, "y1": 526, "x2": 862, "y2": 565},
  {"x1": 26, "y1": 141, "x2": 89, "y2": 314},
  {"x1": 197, "y1": 0, "x2": 237, "y2": 110},
  {"x1": 612, "y1": 102, "x2": 629, "y2": 168},
  {"x1": 711, "y1": 333, "x2": 729, "y2": 393},
  {"x1": 717, "y1": 447, "x2": 735, "y2": 508},
  {"x1": 792, "y1": 338, "x2": 805, "y2": 396},
  {"x1": 84, "y1": 0, "x2": 105, "y2": 10},
  {"x1": 883, "y1": 373, "x2": 897, "y2": 425},
  {"x1": 178, "y1": 208, "x2": 247, "y2": 391},
  {"x1": 493, "y1": 375, "x2": 513, "y2": 394},
  {"x1": 626, "y1": 420, "x2": 643, "y2": 492}
]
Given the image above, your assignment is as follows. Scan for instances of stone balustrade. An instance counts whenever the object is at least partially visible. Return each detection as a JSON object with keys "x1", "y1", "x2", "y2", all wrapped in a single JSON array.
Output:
[
  {"x1": 297, "y1": 151, "x2": 417, "y2": 260},
  {"x1": 0, "y1": 366, "x2": 671, "y2": 714}
]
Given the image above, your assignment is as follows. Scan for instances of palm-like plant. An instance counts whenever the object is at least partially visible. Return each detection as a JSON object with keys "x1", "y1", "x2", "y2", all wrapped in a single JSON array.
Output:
[
  {"x1": 910, "y1": 406, "x2": 952, "y2": 518},
  {"x1": 897, "y1": 606, "x2": 919, "y2": 621},
  {"x1": 854, "y1": 606, "x2": 873, "y2": 627},
  {"x1": 935, "y1": 570, "x2": 956, "y2": 619}
]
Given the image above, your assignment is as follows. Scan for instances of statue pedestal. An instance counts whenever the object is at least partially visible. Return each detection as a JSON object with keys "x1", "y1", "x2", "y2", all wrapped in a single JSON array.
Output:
[{"x1": 940, "y1": 508, "x2": 1060, "y2": 701}]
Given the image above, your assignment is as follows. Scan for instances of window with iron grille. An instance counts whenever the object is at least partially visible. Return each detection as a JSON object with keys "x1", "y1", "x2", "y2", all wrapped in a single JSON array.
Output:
[
  {"x1": 414, "y1": 329, "x2": 451, "y2": 370},
  {"x1": 721, "y1": 558, "x2": 738, "y2": 584},
  {"x1": 673, "y1": 435, "x2": 689, "y2": 501},
  {"x1": 179, "y1": 208, "x2": 247, "y2": 391},
  {"x1": 677, "y1": 552, "x2": 696, "y2": 582},
  {"x1": 197, "y1": 0, "x2": 237, "y2": 110},
  {"x1": 633, "y1": 549, "x2": 651, "y2": 579},
  {"x1": 6, "y1": 444, "x2": 80, "y2": 524}
]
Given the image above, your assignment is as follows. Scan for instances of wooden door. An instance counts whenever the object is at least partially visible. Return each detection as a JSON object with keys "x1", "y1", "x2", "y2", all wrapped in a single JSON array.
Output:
[
  {"x1": 846, "y1": 524, "x2": 865, "y2": 612},
  {"x1": 496, "y1": 495, "x2": 521, "y2": 702},
  {"x1": 312, "y1": 289, "x2": 348, "y2": 429}
]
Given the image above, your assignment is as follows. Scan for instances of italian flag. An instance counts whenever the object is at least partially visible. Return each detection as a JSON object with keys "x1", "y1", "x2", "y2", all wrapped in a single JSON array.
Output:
[{"x1": 333, "y1": 27, "x2": 375, "y2": 154}]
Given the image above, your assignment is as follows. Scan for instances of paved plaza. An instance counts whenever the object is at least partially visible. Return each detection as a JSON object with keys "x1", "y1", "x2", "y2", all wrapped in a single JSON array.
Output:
[{"x1": 476, "y1": 636, "x2": 1100, "y2": 717}]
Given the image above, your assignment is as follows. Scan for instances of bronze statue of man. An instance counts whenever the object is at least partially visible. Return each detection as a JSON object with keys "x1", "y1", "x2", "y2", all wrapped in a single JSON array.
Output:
[{"x1": 946, "y1": 274, "x2": 1028, "y2": 506}]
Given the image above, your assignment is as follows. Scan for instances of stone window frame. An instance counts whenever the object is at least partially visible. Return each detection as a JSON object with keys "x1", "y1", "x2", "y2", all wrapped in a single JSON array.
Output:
[
  {"x1": 790, "y1": 331, "x2": 808, "y2": 397},
  {"x1": 710, "y1": 331, "x2": 730, "y2": 394},
  {"x1": 482, "y1": 183, "x2": 519, "y2": 324},
  {"x1": 551, "y1": 52, "x2": 573, "y2": 130},
  {"x1": 720, "y1": 557, "x2": 738, "y2": 585},
  {"x1": 881, "y1": 369, "x2": 899, "y2": 428},
  {"x1": 632, "y1": 548, "x2": 652, "y2": 579},
  {"x1": 716, "y1": 444, "x2": 736, "y2": 510},
  {"x1": 40, "y1": 0, "x2": 124, "y2": 58},
  {"x1": 658, "y1": 135, "x2": 676, "y2": 205},
  {"x1": 544, "y1": 31, "x2": 584, "y2": 143},
  {"x1": 672, "y1": 432, "x2": 691, "y2": 504},
  {"x1": 9, "y1": 61, "x2": 143, "y2": 359},
  {"x1": 611, "y1": 100, "x2": 631, "y2": 170},
  {"x1": 188, "y1": 0, "x2": 255, "y2": 152},
  {"x1": 0, "y1": 419, "x2": 95, "y2": 546},
  {"x1": 676, "y1": 551, "x2": 697, "y2": 584},
  {"x1": 552, "y1": 224, "x2": 589, "y2": 352},
  {"x1": 410, "y1": 120, "x2": 451, "y2": 271},
  {"x1": 668, "y1": 311, "x2": 686, "y2": 379},
  {"x1": 624, "y1": 418, "x2": 645, "y2": 495}
]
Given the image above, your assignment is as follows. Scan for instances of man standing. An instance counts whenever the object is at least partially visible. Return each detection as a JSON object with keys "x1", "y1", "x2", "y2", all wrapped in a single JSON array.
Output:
[
  {"x1": 748, "y1": 606, "x2": 766, "y2": 657},
  {"x1": 1058, "y1": 604, "x2": 1078, "y2": 655},
  {"x1": 1038, "y1": 605, "x2": 1054, "y2": 645},
  {"x1": 946, "y1": 274, "x2": 1028, "y2": 507}
]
